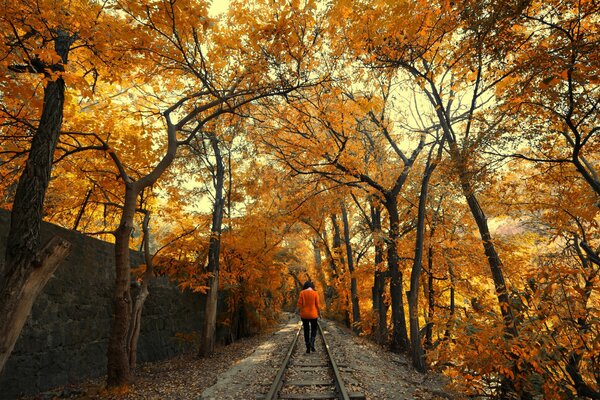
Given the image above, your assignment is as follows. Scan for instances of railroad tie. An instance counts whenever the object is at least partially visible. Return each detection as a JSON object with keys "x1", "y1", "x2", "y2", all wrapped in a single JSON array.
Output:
[{"x1": 262, "y1": 321, "x2": 365, "y2": 400}]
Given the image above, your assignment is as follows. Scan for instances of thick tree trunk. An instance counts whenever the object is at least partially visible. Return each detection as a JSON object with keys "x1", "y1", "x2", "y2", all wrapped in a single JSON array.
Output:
[
  {"x1": 385, "y1": 197, "x2": 409, "y2": 353},
  {"x1": 199, "y1": 133, "x2": 225, "y2": 357},
  {"x1": 0, "y1": 31, "x2": 73, "y2": 375},
  {"x1": 105, "y1": 122, "x2": 177, "y2": 388},
  {"x1": 0, "y1": 238, "x2": 71, "y2": 373},
  {"x1": 3, "y1": 32, "x2": 71, "y2": 273},
  {"x1": 107, "y1": 186, "x2": 138, "y2": 387},
  {"x1": 341, "y1": 202, "x2": 361, "y2": 331},
  {"x1": 199, "y1": 270, "x2": 219, "y2": 355}
]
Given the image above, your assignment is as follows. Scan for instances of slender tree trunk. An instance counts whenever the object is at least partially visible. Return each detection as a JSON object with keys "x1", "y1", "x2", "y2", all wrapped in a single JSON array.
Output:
[
  {"x1": 127, "y1": 211, "x2": 154, "y2": 370},
  {"x1": 72, "y1": 186, "x2": 94, "y2": 231},
  {"x1": 312, "y1": 238, "x2": 324, "y2": 283},
  {"x1": 330, "y1": 213, "x2": 344, "y2": 267},
  {"x1": 0, "y1": 31, "x2": 73, "y2": 375},
  {"x1": 445, "y1": 135, "x2": 517, "y2": 335},
  {"x1": 407, "y1": 150, "x2": 438, "y2": 372},
  {"x1": 341, "y1": 202, "x2": 361, "y2": 331},
  {"x1": 320, "y1": 226, "x2": 339, "y2": 309},
  {"x1": 373, "y1": 272, "x2": 387, "y2": 342},
  {"x1": 462, "y1": 185, "x2": 517, "y2": 336},
  {"x1": 385, "y1": 197, "x2": 409, "y2": 353},
  {"x1": 107, "y1": 185, "x2": 138, "y2": 387},
  {"x1": 444, "y1": 260, "x2": 455, "y2": 340},
  {"x1": 426, "y1": 72, "x2": 518, "y2": 336},
  {"x1": 425, "y1": 244, "x2": 434, "y2": 348},
  {"x1": 571, "y1": 145, "x2": 600, "y2": 199},
  {"x1": 370, "y1": 203, "x2": 388, "y2": 344},
  {"x1": 323, "y1": 225, "x2": 339, "y2": 278},
  {"x1": 312, "y1": 238, "x2": 329, "y2": 305},
  {"x1": 199, "y1": 133, "x2": 225, "y2": 357},
  {"x1": 330, "y1": 213, "x2": 351, "y2": 326}
]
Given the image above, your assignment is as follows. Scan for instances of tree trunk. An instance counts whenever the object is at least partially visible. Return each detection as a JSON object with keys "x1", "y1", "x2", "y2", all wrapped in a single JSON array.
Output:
[
  {"x1": 127, "y1": 211, "x2": 154, "y2": 370},
  {"x1": 103, "y1": 60, "x2": 294, "y2": 384},
  {"x1": 385, "y1": 197, "x2": 409, "y2": 353},
  {"x1": 462, "y1": 186, "x2": 517, "y2": 336},
  {"x1": 330, "y1": 213, "x2": 345, "y2": 267},
  {"x1": 426, "y1": 73, "x2": 518, "y2": 336},
  {"x1": 0, "y1": 31, "x2": 73, "y2": 375},
  {"x1": 320, "y1": 226, "x2": 339, "y2": 309},
  {"x1": 425, "y1": 244, "x2": 434, "y2": 348},
  {"x1": 72, "y1": 186, "x2": 94, "y2": 231},
  {"x1": 199, "y1": 270, "x2": 219, "y2": 355},
  {"x1": 330, "y1": 213, "x2": 351, "y2": 326},
  {"x1": 107, "y1": 185, "x2": 138, "y2": 387},
  {"x1": 199, "y1": 132, "x2": 225, "y2": 357},
  {"x1": 312, "y1": 238, "x2": 325, "y2": 286},
  {"x1": 370, "y1": 203, "x2": 388, "y2": 344},
  {"x1": 444, "y1": 260, "x2": 455, "y2": 340},
  {"x1": 0, "y1": 238, "x2": 71, "y2": 373},
  {"x1": 312, "y1": 238, "x2": 329, "y2": 306},
  {"x1": 323, "y1": 225, "x2": 339, "y2": 278},
  {"x1": 407, "y1": 151, "x2": 438, "y2": 373},
  {"x1": 341, "y1": 202, "x2": 361, "y2": 332},
  {"x1": 444, "y1": 132, "x2": 517, "y2": 335},
  {"x1": 105, "y1": 120, "x2": 177, "y2": 389}
]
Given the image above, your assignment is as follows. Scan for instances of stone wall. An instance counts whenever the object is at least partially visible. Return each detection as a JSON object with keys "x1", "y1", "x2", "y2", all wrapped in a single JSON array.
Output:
[{"x1": 0, "y1": 209, "x2": 204, "y2": 399}]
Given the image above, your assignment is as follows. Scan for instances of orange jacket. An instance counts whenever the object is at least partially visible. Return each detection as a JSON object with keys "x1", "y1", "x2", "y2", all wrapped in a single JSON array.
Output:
[{"x1": 297, "y1": 288, "x2": 320, "y2": 319}]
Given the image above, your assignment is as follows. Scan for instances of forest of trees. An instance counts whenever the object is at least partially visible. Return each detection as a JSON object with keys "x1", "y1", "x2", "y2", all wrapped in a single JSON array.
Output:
[{"x1": 0, "y1": 0, "x2": 598, "y2": 398}]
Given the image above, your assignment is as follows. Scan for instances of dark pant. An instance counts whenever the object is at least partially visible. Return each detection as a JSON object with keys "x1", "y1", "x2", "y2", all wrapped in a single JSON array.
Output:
[{"x1": 302, "y1": 318, "x2": 318, "y2": 349}]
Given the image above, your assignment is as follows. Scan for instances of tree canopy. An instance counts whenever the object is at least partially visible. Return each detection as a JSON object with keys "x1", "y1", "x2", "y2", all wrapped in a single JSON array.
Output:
[{"x1": 1, "y1": 0, "x2": 599, "y2": 398}]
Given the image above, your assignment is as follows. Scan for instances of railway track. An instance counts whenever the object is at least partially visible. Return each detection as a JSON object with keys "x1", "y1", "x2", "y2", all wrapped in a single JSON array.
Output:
[{"x1": 262, "y1": 320, "x2": 365, "y2": 400}]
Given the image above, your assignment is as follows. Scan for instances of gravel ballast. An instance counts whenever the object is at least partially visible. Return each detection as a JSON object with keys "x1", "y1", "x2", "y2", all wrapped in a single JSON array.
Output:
[{"x1": 201, "y1": 316, "x2": 456, "y2": 400}]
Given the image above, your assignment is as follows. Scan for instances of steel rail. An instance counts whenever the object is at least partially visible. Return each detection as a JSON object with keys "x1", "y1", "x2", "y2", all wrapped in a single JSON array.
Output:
[
  {"x1": 264, "y1": 325, "x2": 301, "y2": 400},
  {"x1": 263, "y1": 320, "x2": 352, "y2": 400},
  {"x1": 319, "y1": 321, "x2": 351, "y2": 400}
]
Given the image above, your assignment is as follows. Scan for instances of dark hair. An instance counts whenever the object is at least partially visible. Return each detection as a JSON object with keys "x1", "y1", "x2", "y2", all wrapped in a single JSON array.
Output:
[{"x1": 302, "y1": 281, "x2": 314, "y2": 290}]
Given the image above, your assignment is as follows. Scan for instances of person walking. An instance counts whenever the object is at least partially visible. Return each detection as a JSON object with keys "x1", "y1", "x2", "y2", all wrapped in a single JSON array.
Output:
[{"x1": 297, "y1": 281, "x2": 321, "y2": 353}]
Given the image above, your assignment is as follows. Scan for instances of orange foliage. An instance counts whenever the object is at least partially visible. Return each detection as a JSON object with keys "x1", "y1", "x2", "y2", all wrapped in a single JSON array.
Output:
[{"x1": 1, "y1": 0, "x2": 599, "y2": 397}]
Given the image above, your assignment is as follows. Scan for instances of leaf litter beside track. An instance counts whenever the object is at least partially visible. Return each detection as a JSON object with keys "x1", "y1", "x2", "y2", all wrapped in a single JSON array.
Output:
[
  {"x1": 20, "y1": 333, "x2": 272, "y2": 400},
  {"x1": 21, "y1": 316, "x2": 460, "y2": 400}
]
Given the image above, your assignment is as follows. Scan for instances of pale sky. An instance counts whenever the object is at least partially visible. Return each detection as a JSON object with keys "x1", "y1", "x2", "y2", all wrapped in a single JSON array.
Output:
[{"x1": 209, "y1": 0, "x2": 231, "y2": 16}]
